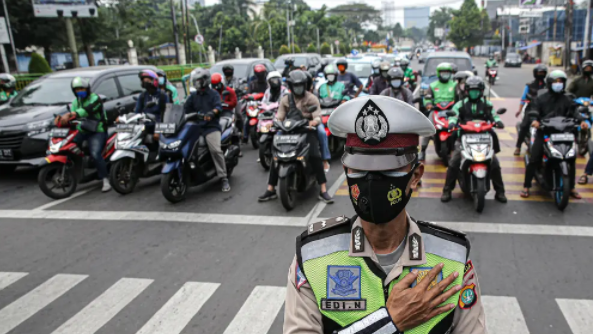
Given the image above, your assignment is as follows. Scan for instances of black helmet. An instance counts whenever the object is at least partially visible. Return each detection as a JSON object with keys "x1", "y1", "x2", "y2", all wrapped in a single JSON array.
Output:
[
  {"x1": 387, "y1": 67, "x2": 405, "y2": 89},
  {"x1": 287, "y1": 70, "x2": 308, "y2": 96},
  {"x1": 284, "y1": 57, "x2": 295, "y2": 66},
  {"x1": 222, "y1": 64, "x2": 234, "y2": 77},
  {"x1": 533, "y1": 64, "x2": 548, "y2": 80},
  {"x1": 191, "y1": 68, "x2": 211, "y2": 90},
  {"x1": 546, "y1": 70, "x2": 567, "y2": 92},
  {"x1": 336, "y1": 58, "x2": 348, "y2": 71},
  {"x1": 465, "y1": 76, "x2": 485, "y2": 100},
  {"x1": 453, "y1": 71, "x2": 471, "y2": 82},
  {"x1": 583, "y1": 60, "x2": 593, "y2": 74},
  {"x1": 451, "y1": 63, "x2": 458, "y2": 74}
]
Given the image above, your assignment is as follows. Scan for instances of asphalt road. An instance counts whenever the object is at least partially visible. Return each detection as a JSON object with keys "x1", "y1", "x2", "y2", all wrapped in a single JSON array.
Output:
[{"x1": 0, "y1": 56, "x2": 592, "y2": 334}]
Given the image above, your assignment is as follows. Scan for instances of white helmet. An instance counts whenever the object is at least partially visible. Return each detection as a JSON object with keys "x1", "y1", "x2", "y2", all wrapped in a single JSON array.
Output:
[{"x1": 266, "y1": 71, "x2": 282, "y2": 81}]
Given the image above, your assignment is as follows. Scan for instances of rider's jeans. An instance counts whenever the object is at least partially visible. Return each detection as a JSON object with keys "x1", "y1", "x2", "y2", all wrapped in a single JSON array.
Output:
[
  {"x1": 317, "y1": 123, "x2": 331, "y2": 161},
  {"x1": 205, "y1": 131, "x2": 227, "y2": 178},
  {"x1": 74, "y1": 131, "x2": 108, "y2": 179}
]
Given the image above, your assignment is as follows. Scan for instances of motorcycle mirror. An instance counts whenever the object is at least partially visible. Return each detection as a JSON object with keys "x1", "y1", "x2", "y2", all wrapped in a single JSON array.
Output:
[
  {"x1": 445, "y1": 110, "x2": 456, "y2": 117},
  {"x1": 307, "y1": 105, "x2": 317, "y2": 113},
  {"x1": 496, "y1": 108, "x2": 507, "y2": 115},
  {"x1": 98, "y1": 94, "x2": 108, "y2": 101},
  {"x1": 473, "y1": 70, "x2": 478, "y2": 75},
  {"x1": 145, "y1": 101, "x2": 157, "y2": 108},
  {"x1": 118, "y1": 107, "x2": 127, "y2": 115}
]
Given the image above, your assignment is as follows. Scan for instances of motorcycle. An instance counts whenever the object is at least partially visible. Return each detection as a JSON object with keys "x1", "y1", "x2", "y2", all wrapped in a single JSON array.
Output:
[
  {"x1": 272, "y1": 108, "x2": 318, "y2": 211},
  {"x1": 257, "y1": 102, "x2": 279, "y2": 170},
  {"x1": 319, "y1": 97, "x2": 345, "y2": 158},
  {"x1": 38, "y1": 116, "x2": 116, "y2": 199},
  {"x1": 241, "y1": 92, "x2": 265, "y2": 149},
  {"x1": 109, "y1": 103, "x2": 162, "y2": 195},
  {"x1": 456, "y1": 108, "x2": 507, "y2": 213},
  {"x1": 158, "y1": 105, "x2": 240, "y2": 203},
  {"x1": 487, "y1": 66, "x2": 498, "y2": 85},
  {"x1": 525, "y1": 113, "x2": 579, "y2": 211},
  {"x1": 431, "y1": 101, "x2": 457, "y2": 166},
  {"x1": 574, "y1": 97, "x2": 592, "y2": 156}
]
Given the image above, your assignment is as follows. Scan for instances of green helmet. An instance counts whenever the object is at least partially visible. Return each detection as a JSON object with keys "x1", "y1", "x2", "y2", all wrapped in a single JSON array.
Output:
[
  {"x1": 436, "y1": 63, "x2": 453, "y2": 83},
  {"x1": 324, "y1": 64, "x2": 338, "y2": 75},
  {"x1": 71, "y1": 77, "x2": 90, "y2": 96}
]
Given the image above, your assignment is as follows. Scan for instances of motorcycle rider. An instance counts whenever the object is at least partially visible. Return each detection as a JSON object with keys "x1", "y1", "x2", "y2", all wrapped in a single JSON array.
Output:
[
  {"x1": 441, "y1": 76, "x2": 507, "y2": 203},
  {"x1": 369, "y1": 61, "x2": 391, "y2": 95},
  {"x1": 249, "y1": 64, "x2": 268, "y2": 94},
  {"x1": 135, "y1": 70, "x2": 169, "y2": 122},
  {"x1": 336, "y1": 58, "x2": 363, "y2": 98},
  {"x1": 262, "y1": 71, "x2": 288, "y2": 104},
  {"x1": 155, "y1": 69, "x2": 179, "y2": 104},
  {"x1": 380, "y1": 67, "x2": 414, "y2": 105},
  {"x1": 211, "y1": 73, "x2": 237, "y2": 118},
  {"x1": 485, "y1": 54, "x2": 497, "y2": 77},
  {"x1": 223, "y1": 64, "x2": 240, "y2": 89},
  {"x1": 400, "y1": 58, "x2": 417, "y2": 91},
  {"x1": 282, "y1": 57, "x2": 297, "y2": 78},
  {"x1": 568, "y1": 59, "x2": 593, "y2": 98},
  {"x1": 514, "y1": 64, "x2": 548, "y2": 156},
  {"x1": 54, "y1": 77, "x2": 111, "y2": 192},
  {"x1": 453, "y1": 71, "x2": 472, "y2": 101},
  {"x1": 0, "y1": 74, "x2": 17, "y2": 104},
  {"x1": 185, "y1": 68, "x2": 230, "y2": 192},
  {"x1": 367, "y1": 59, "x2": 382, "y2": 92},
  {"x1": 258, "y1": 70, "x2": 333, "y2": 203},
  {"x1": 419, "y1": 62, "x2": 457, "y2": 161},
  {"x1": 318, "y1": 64, "x2": 350, "y2": 103},
  {"x1": 520, "y1": 70, "x2": 588, "y2": 199},
  {"x1": 451, "y1": 63, "x2": 458, "y2": 75}
]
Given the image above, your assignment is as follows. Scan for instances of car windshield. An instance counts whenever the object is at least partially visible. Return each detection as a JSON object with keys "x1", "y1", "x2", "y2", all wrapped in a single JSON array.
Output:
[
  {"x1": 274, "y1": 57, "x2": 308, "y2": 68},
  {"x1": 347, "y1": 62, "x2": 372, "y2": 78},
  {"x1": 424, "y1": 58, "x2": 472, "y2": 77},
  {"x1": 507, "y1": 53, "x2": 520, "y2": 59},
  {"x1": 10, "y1": 77, "x2": 87, "y2": 107},
  {"x1": 210, "y1": 63, "x2": 250, "y2": 80}
]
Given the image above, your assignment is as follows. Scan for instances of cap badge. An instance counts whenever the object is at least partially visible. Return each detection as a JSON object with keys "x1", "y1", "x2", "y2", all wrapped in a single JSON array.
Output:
[{"x1": 355, "y1": 100, "x2": 389, "y2": 145}]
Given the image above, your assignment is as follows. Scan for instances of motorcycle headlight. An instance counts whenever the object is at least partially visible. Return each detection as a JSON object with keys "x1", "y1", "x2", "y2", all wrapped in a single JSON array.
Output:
[
  {"x1": 167, "y1": 140, "x2": 182, "y2": 150},
  {"x1": 49, "y1": 140, "x2": 63, "y2": 153},
  {"x1": 278, "y1": 151, "x2": 296, "y2": 158},
  {"x1": 566, "y1": 146, "x2": 576, "y2": 159},
  {"x1": 27, "y1": 119, "x2": 52, "y2": 136},
  {"x1": 247, "y1": 108, "x2": 259, "y2": 117},
  {"x1": 547, "y1": 142, "x2": 564, "y2": 159},
  {"x1": 470, "y1": 144, "x2": 489, "y2": 162}
]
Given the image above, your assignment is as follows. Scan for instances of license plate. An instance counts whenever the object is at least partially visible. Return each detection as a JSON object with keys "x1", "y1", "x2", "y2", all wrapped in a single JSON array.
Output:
[
  {"x1": 0, "y1": 149, "x2": 13, "y2": 160},
  {"x1": 155, "y1": 123, "x2": 176, "y2": 134},
  {"x1": 50, "y1": 128, "x2": 70, "y2": 138},
  {"x1": 116, "y1": 124, "x2": 135, "y2": 132},
  {"x1": 275, "y1": 135, "x2": 299, "y2": 144},
  {"x1": 465, "y1": 134, "x2": 491, "y2": 143},
  {"x1": 551, "y1": 133, "x2": 575, "y2": 141}
]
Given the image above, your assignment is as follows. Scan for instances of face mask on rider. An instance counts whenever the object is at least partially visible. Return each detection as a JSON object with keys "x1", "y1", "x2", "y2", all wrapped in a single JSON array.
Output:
[
  {"x1": 292, "y1": 84, "x2": 305, "y2": 96},
  {"x1": 142, "y1": 81, "x2": 154, "y2": 90},
  {"x1": 584, "y1": 67, "x2": 593, "y2": 76},
  {"x1": 381, "y1": 71, "x2": 389, "y2": 78},
  {"x1": 269, "y1": 78, "x2": 280, "y2": 89},
  {"x1": 158, "y1": 77, "x2": 165, "y2": 86},
  {"x1": 440, "y1": 72, "x2": 451, "y2": 81},
  {"x1": 75, "y1": 90, "x2": 88, "y2": 99},
  {"x1": 551, "y1": 82, "x2": 564, "y2": 93},
  {"x1": 346, "y1": 165, "x2": 417, "y2": 225},
  {"x1": 326, "y1": 74, "x2": 336, "y2": 82},
  {"x1": 390, "y1": 79, "x2": 402, "y2": 89},
  {"x1": 468, "y1": 89, "x2": 481, "y2": 100}
]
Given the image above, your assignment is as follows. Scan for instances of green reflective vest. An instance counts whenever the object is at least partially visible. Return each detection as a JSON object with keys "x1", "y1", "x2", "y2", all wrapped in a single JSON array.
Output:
[
  {"x1": 424, "y1": 80, "x2": 457, "y2": 106},
  {"x1": 297, "y1": 218, "x2": 468, "y2": 334}
]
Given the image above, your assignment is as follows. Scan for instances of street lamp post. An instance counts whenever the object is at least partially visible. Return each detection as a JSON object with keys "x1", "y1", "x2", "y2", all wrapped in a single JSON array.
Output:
[
  {"x1": 255, "y1": 21, "x2": 273, "y2": 58},
  {"x1": 189, "y1": 14, "x2": 205, "y2": 64}
]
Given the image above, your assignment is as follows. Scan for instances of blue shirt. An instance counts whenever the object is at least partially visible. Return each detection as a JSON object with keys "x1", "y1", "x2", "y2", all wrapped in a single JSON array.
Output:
[
  {"x1": 520, "y1": 86, "x2": 529, "y2": 105},
  {"x1": 183, "y1": 87, "x2": 223, "y2": 136},
  {"x1": 338, "y1": 72, "x2": 362, "y2": 95},
  {"x1": 135, "y1": 88, "x2": 169, "y2": 122}
]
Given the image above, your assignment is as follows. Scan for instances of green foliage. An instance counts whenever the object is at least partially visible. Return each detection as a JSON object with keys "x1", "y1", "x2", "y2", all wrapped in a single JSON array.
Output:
[
  {"x1": 448, "y1": 0, "x2": 488, "y2": 49},
  {"x1": 306, "y1": 43, "x2": 317, "y2": 53},
  {"x1": 328, "y1": 3, "x2": 382, "y2": 34},
  {"x1": 339, "y1": 42, "x2": 350, "y2": 55},
  {"x1": 291, "y1": 44, "x2": 302, "y2": 53},
  {"x1": 428, "y1": 7, "x2": 453, "y2": 44},
  {"x1": 393, "y1": 23, "x2": 403, "y2": 41},
  {"x1": 28, "y1": 52, "x2": 52, "y2": 74},
  {"x1": 404, "y1": 27, "x2": 427, "y2": 43},
  {"x1": 320, "y1": 42, "x2": 331, "y2": 55},
  {"x1": 279, "y1": 45, "x2": 291, "y2": 55}
]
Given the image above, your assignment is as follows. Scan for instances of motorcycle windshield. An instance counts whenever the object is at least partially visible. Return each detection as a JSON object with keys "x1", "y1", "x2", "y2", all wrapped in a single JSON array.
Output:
[{"x1": 163, "y1": 104, "x2": 185, "y2": 130}]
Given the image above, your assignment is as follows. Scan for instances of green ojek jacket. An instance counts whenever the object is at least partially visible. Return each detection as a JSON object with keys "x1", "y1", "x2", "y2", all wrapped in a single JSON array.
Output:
[
  {"x1": 485, "y1": 59, "x2": 497, "y2": 68},
  {"x1": 449, "y1": 97, "x2": 500, "y2": 125},
  {"x1": 404, "y1": 67, "x2": 416, "y2": 82},
  {"x1": 424, "y1": 80, "x2": 457, "y2": 107},
  {"x1": 71, "y1": 93, "x2": 107, "y2": 133},
  {"x1": 319, "y1": 81, "x2": 350, "y2": 101},
  {"x1": 165, "y1": 83, "x2": 180, "y2": 104},
  {"x1": 0, "y1": 90, "x2": 17, "y2": 102}
]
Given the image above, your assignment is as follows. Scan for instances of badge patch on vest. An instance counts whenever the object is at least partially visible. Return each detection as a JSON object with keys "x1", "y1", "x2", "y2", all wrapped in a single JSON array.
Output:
[
  {"x1": 459, "y1": 283, "x2": 477, "y2": 309},
  {"x1": 410, "y1": 267, "x2": 443, "y2": 290},
  {"x1": 322, "y1": 266, "x2": 366, "y2": 311},
  {"x1": 352, "y1": 226, "x2": 364, "y2": 253},
  {"x1": 295, "y1": 263, "x2": 307, "y2": 290},
  {"x1": 409, "y1": 233, "x2": 422, "y2": 260}
]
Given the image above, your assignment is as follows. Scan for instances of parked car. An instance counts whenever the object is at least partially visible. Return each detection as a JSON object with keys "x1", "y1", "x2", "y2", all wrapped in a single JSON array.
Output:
[
  {"x1": 210, "y1": 58, "x2": 276, "y2": 97},
  {"x1": 504, "y1": 52, "x2": 522, "y2": 67},
  {"x1": 0, "y1": 65, "x2": 156, "y2": 173},
  {"x1": 273, "y1": 53, "x2": 322, "y2": 74}
]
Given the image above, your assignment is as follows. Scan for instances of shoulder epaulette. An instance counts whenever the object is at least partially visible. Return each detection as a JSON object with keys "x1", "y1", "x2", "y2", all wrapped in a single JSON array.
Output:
[
  {"x1": 307, "y1": 215, "x2": 350, "y2": 236},
  {"x1": 415, "y1": 219, "x2": 466, "y2": 238}
]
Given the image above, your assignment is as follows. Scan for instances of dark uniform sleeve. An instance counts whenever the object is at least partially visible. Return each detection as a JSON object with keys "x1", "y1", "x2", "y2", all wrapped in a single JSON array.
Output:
[{"x1": 210, "y1": 90, "x2": 223, "y2": 113}]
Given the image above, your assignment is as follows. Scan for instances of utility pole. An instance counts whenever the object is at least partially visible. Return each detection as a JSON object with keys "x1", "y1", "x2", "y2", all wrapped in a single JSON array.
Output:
[
  {"x1": 1, "y1": 0, "x2": 17, "y2": 72},
  {"x1": 65, "y1": 18, "x2": 79, "y2": 68},
  {"x1": 584, "y1": 0, "x2": 591, "y2": 60},
  {"x1": 316, "y1": 28, "x2": 320, "y2": 52},
  {"x1": 286, "y1": 4, "x2": 290, "y2": 47},
  {"x1": 169, "y1": 0, "x2": 181, "y2": 64},
  {"x1": 553, "y1": 0, "x2": 558, "y2": 41},
  {"x1": 185, "y1": 0, "x2": 192, "y2": 64},
  {"x1": 564, "y1": 0, "x2": 573, "y2": 71},
  {"x1": 181, "y1": 0, "x2": 187, "y2": 62}
]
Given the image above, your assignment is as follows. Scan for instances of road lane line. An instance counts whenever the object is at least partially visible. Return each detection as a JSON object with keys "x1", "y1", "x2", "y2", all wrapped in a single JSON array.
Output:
[
  {"x1": 306, "y1": 172, "x2": 346, "y2": 225},
  {"x1": 482, "y1": 296, "x2": 530, "y2": 334},
  {"x1": 32, "y1": 186, "x2": 99, "y2": 211},
  {"x1": 222, "y1": 286, "x2": 286, "y2": 334},
  {"x1": 0, "y1": 272, "x2": 28, "y2": 291},
  {"x1": 556, "y1": 298, "x2": 593, "y2": 334},
  {"x1": 0, "y1": 274, "x2": 87, "y2": 334},
  {"x1": 52, "y1": 278, "x2": 153, "y2": 334},
  {"x1": 487, "y1": 84, "x2": 500, "y2": 98},
  {"x1": 136, "y1": 282, "x2": 220, "y2": 334}
]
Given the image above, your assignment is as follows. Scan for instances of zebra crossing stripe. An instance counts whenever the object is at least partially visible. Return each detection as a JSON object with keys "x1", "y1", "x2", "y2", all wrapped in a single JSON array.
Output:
[
  {"x1": 556, "y1": 299, "x2": 593, "y2": 334},
  {"x1": 136, "y1": 282, "x2": 220, "y2": 334},
  {"x1": 482, "y1": 296, "x2": 530, "y2": 334},
  {"x1": 222, "y1": 286, "x2": 287, "y2": 334},
  {"x1": 0, "y1": 272, "x2": 27, "y2": 291},
  {"x1": 0, "y1": 274, "x2": 87, "y2": 334},
  {"x1": 51, "y1": 278, "x2": 153, "y2": 334}
]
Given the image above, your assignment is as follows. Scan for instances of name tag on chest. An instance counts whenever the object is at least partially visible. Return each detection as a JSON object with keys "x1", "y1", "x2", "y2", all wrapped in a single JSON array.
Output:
[{"x1": 321, "y1": 299, "x2": 367, "y2": 311}]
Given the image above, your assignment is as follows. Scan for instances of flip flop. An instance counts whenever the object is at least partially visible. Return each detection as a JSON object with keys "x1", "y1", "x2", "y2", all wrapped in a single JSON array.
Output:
[
  {"x1": 578, "y1": 175, "x2": 588, "y2": 185},
  {"x1": 520, "y1": 189, "x2": 530, "y2": 198},
  {"x1": 570, "y1": 191, "x2": 582, "y2": 199},
  {"x1": 513, "y1": 148, "x2": 521, "y2": 156}
]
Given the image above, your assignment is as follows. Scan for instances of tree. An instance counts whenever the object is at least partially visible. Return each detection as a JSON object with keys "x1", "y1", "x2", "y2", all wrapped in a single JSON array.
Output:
[
  {"x1": 291, "y1": 43, "x2": 302, "y2": 53},
  {"x1": 404, "y1": 27, "x2": 427, "y2": 43},
  {"x1": 28, "y1": 52, "x2": 52, "y2": 73},
  {"x1": 279, "y1": 45, "x2": 291, "y2": 55},
  {"x1": 328, "y1": 3, "x2": 381, "y2": 34},
  {"x1": 306, "y1": 43, "x2": 317, "y2": 52},
  {"x1": 448, "y1": 0, "x2": 488, "y2": 49},
  {"x1": 320, "y1": 42, "x2": 331, "y2": 54},
  {"x1": 393, "y1": 23, "x2": 404, "y2": 42},
  {"x1": 427, "y1": 7, "x2": 452, "y2": 44}
]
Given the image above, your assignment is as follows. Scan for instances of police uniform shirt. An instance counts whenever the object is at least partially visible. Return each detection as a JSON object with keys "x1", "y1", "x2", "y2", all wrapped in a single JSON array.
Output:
[
  {"x1": 283, "y1": 216, "x2": 487, "y2": 334},
  {"x1": 376, "y1": 235, "x2": 407, "y2": 274}
]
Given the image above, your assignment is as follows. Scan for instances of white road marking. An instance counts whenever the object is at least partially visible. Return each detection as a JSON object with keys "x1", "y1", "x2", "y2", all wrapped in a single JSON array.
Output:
[
  {"x1": 487, "y1": 84, "x2": 500, "y2": 98},
  {"x1": 556, "y1": 298, "x2": 593, "y2": 334},
  {"x1": 222, "y1": 286, "x2": 286, "y2": 334},
  {"x1": 305, "y1": 172, "x2": 346, "y2": 225},
  {"x1": 482, "y1": 296, "x2": 530, "y2": 334},
  {"x1": 51, "y1": 278, "x2": 153, "y2": 334},
  {"x1": 0, "y1": 272, "x2": 28, "y2": 291},
  {"x1": 0, "y1": 274, "x2": 87, "y2": 334},
  {"x1": 136, "y1": 282, "x2": 220, "y2": 334},
  {"x1": 32, "y1": 186, "x2": 99, "y2": 211}
]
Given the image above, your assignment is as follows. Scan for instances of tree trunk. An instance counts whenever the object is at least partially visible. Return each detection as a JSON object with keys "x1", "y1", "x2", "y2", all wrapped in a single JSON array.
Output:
[{"x1": 77, "y1": 18, "x2": 95, "y2": 67}]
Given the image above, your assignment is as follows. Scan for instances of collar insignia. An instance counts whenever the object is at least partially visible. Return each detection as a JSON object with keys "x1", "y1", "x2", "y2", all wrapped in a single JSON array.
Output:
[
  {"x1": 409, "y1": 233, "x2": 421, "y2": 260},
  {"x1": 352, "y1": 226, "x2": 364, "y2": 253}
]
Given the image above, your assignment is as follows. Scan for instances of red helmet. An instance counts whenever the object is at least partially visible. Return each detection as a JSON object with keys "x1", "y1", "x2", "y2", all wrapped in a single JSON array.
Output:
[
  {"x1": 254, "y1": 64, "x2": 266, "y2": 73},
  {"x1": 139, "y1": 70, "x2": 159, "y2": 89},
  {"x1": 211, "y1": 73, "x2": 224, "y2": 90},
  {"x1": 254, "y1": 64, "x2": 267, "y2": 81}
]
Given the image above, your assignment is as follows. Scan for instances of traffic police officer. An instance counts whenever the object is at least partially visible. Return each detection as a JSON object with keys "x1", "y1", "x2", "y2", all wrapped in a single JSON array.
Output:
[{"x1": 284, "y1": 96, "x2": 486, "y2": 334}]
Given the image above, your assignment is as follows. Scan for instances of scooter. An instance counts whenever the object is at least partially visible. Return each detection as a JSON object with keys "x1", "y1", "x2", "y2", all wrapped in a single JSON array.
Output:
[
  {"x1": 432, "y1": 101, "x2": 456, "y2": 166},
  {"x1": 158, "y1": 105, "x2": 240, "y2": 203},
  {"x1": 525, "y1": 113, "x2": 579, "y2": 211},
  {"x1": 241, "y1": 92, "x2": 264, "y2": 149},
  {"x1": 487, "y1": 66, "x2": 498, "y2": 85},
  {"x1": 109, "y1": 103, "x2": 162, "y2": 195},
  {"x1": 320, "y1": 97, "x2": 345, "y2": 158},
  {"x1": 457, "y1": 108, "x2": 507, "y2": 213},
  {"x1": 38, "y1": 116, "x2": 116, "y2": 199},
  {"x1": 574, "y1": 97, "x2": 592, "y2": 156},
  {"x1": 257, "y1": 102, "x2": 279, "y2": 170}
]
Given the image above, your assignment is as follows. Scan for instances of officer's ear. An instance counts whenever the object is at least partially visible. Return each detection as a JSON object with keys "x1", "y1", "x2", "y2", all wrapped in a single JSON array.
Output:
[{"x1": 409, "y1": 163, "x2": 424, "y2": 190}]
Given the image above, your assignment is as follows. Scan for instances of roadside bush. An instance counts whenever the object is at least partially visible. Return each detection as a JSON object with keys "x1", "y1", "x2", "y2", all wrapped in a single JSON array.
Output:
[
  {"x1": 320, "y1": 42, "x2": 331, "y2": 55},
  {"x1": 28, "y1": 52, "x2": 52, "y2": 74},
  {"x1": 291, "y1": 44, "x2": 302, "y2": 53},
  {"x1": 279, "y1": 45, "x2": 290, "y2": 55},
  {"x1": 306, "y1": 43, "x2": 317, "y2": 53}
]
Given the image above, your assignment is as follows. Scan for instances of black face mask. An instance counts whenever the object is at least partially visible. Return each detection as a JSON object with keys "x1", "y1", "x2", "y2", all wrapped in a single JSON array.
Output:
[
  {"x1": 535, "y1": 74, "x2": 546, "y2": 81},
  {"x1": 142, "y1": 82, "x2": 154, "y2": 90},
  {"x1": 584, "y1": 68, "x2": 593, "y2": 76},
  {"x1": 346, "y1": 165, "x2": 417, "y2": 225}
]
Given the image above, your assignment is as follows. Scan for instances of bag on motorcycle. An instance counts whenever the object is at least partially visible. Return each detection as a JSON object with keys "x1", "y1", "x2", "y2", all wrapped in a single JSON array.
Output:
[{"x1": 80, "y1": 118, "x2": 101, "y2": 132}]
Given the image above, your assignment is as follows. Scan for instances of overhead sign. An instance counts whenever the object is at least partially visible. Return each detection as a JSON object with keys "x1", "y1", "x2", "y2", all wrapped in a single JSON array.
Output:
[
  {"x1": 194, "y1": 34, "x2": 204, "y2": 45},
  {"x1": 434, "y1": 28, "x2": 444, "y2": 38},
  {"x1": 32, "y1": 0, "x2": 98, "y2": 18},
  {"x1": 519, "y1": 10, "x2": 543, "y2": 17},
  {"x1": 0, "y1": 18, "x2": 9, "y2": 44},
  {"x1": 519, "y1": 0, "x2": 543, "y2": 8}
]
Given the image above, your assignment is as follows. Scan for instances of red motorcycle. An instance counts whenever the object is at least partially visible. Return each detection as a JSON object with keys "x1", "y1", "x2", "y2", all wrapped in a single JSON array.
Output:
[
  {"x1": 487, "y1": 67, "x2": 498, "y2": 85},
  {"x1": 432, "y1": 101, "x2": 456, "y2": 166},
  {"x1": 37, "y1": 116, "x2": 116, "y2": 199},
  {"x1": 241, "y1": 92, "x2": 265, "y2": 148}
]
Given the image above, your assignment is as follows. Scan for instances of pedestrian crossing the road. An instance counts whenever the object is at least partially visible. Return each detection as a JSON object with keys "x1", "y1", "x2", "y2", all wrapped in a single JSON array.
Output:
[
  {"x1": 0, "y1": 271, "x2": 590, "y2": 334},
  {"x1": 335, "y1": 126, "x2": 593, "y2": 203}
]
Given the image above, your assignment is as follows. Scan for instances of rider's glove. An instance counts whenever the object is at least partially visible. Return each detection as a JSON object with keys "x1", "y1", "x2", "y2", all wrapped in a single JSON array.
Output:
[
  {"x1": 496, "y1": 121, "x2": 505, "y2": 129},
  {"x1": 448, "y1": 122, "x2": 456, "y2": 131},
  {"x1": 204, "y1": 110, "x2": 216, "y2": 119}
]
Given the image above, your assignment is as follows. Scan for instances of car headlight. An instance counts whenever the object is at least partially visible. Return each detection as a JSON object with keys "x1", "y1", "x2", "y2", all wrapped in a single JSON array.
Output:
[
  {"x1": 278, "y1": 151, "x2": 296, "y2": 158},
  {"x1": 27, "y1": 119, "x2": 52, "y2": 136}
]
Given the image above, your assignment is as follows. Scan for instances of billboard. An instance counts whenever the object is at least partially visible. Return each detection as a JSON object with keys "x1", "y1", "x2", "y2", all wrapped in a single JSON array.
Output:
[
  {"x1": 32, "y1": 0, "x2": 97, "y2": 18},
  {"x1": 519, "y1": 0, "x2": 544, "y2": 8}
]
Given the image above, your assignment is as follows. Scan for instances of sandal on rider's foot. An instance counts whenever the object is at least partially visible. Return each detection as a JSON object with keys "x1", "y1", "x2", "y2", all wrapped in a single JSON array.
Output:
[
  {"x1": 578, "y1": 174, "x2": 588, "y2": 185},
  {"x1": 570, "y1": 190, "x2": 582, "y2": 199},
  {"x1": 520, "y1": 189, "x2": 530, "y2": 198},
  {"x1": 513, "y1": 148, "x2": 521, "y2": 156}
]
